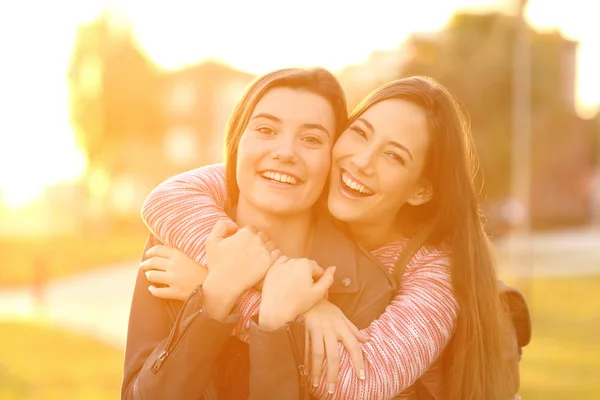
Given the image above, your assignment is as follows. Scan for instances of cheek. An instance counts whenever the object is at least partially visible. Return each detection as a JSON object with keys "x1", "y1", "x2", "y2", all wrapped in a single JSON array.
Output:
[
  {"x1": 305, "y1": 149, "x2": 331, "y2": 184},
  {"x1": 378, "y1": 167, "x2": 409, "y2": 200},
  {"x1": 331, "y1": 133, "x2": 353, "y2": 163},
  {"x1": 237, "y1": 134, "x2": 265, "y2": 164}
]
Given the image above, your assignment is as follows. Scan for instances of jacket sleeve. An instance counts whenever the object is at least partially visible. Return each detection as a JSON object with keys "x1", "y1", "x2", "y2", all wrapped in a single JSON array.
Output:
[
  {"x1": 121, "y1": 235, "x2": 239, "y2": 400},
  {"x1": 140, "y1": 163, "x2": 262, "y2": 340},
  {"x1": 248, "y1": 316, "x2": 309, "y2": 400}
]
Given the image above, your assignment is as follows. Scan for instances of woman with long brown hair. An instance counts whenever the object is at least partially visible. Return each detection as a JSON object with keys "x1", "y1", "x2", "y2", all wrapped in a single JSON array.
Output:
[
  {"x1": 140, "y1": 75, "x2": 519, "y2": 399},
  {"x1": 121, "y1": 66, "x2": 364, "y2": 399}
]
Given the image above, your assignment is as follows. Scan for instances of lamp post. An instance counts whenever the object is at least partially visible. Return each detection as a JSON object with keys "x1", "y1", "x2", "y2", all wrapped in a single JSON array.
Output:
[{"x1": 510, "y1": 0, "x2": 532, "y2": 274}]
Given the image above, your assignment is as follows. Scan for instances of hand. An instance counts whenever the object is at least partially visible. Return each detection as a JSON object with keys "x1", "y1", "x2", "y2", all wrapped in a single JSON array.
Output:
[
  {"x1": 203, "y1": 221, "x2": 280, "y2": 320},
  {"x1": 304, "y1": 299, "x2": 369, "y2": 394},
  {"x1": 259, "y1": 257, "x2": 336, "y2": 331},
  {"x1": 141, "y1": 245, "x2": 207, "y2": 301}
]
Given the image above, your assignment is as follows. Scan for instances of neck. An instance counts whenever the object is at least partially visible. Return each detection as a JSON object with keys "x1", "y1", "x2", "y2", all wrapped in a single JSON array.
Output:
[
  {"x1": 234, "y1": 199, "x2": 315, "y2": 258},
  {"x1": 347, "y1": 218, "x2": 404, "y2": 251}
]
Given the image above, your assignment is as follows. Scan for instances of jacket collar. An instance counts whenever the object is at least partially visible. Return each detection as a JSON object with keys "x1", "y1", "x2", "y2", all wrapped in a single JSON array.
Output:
[{"x1": 310, "y1": 214, "x2": 359, "y2": 294}]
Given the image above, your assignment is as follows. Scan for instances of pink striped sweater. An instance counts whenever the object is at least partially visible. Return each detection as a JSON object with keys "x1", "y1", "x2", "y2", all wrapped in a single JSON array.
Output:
[{"x1": 141, "y1": 164, "x2": 458, "y2": 400}]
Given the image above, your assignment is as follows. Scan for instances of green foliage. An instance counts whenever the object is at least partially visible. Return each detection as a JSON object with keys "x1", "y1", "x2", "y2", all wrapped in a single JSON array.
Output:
[
  {"x1": 401, "y1": 12, "x2": 595, "y2": 225},
  {"x1": 68, "y1": 12, "x2": 160, "y2": 174}
]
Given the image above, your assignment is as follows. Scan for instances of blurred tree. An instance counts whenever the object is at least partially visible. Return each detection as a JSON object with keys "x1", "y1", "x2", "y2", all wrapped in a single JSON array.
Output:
[
  {"x1": 68, "y1": 11, "x2": 163, "y2": 230},
  {"x1": 68, "y1": 11, "x2": 160, "y2": 180},
  {"x1": 401, "y1": 12, "x2": 595, "y2": 228}
]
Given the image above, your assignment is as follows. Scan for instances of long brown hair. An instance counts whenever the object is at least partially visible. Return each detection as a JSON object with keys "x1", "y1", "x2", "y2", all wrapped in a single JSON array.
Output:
[
  {"x1": 223, "y1": 67, "x2": 348, "y2": 205},
  {"x1": 348, "y1": 76, "x2": 515, "y2": 399}
]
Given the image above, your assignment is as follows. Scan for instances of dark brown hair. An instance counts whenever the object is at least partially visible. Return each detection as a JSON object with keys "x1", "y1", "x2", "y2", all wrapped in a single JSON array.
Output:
[
  {"x1": 224, "y1": 67, "x2": 347, "y2": 205},
  {"x1": 348, "y1": 76, "x2": 515, "y2": 399}
]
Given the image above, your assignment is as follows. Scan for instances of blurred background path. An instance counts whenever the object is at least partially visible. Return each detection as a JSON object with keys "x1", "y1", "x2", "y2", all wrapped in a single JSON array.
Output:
[{"x1": 0, "y1": 227, "x2": 598, "y2": 350}]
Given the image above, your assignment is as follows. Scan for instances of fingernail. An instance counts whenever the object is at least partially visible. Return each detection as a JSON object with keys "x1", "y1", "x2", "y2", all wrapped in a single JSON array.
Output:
[
  {"x1": 359, "y1": 369, "x2": 365, "y2": 380},
  {"x1": 312, "y1": 376, "x2": 319, "y2": 387},
  {"x1": 145, "y1": 271, "x2": 150, "y2": 279},
  {"x1": 328, "y1": 383, "x2": 335, "y2": 394}
]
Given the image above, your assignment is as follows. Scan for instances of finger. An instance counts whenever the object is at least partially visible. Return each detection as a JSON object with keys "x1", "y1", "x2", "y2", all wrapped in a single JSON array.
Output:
[
  {"x1": 310, "y1": 262, "x2": 325, "y2": 279},
  {"x1": 145, "y1": 270, "x2": 169, "y2": 285},
  {"x1": 208, "y1": 220, "x2": 238, "y2": 242},
  {"x1": 275, "y1": 255, "x2": 289, "y2": 265},
  {"x1": 269, "y1": 248, "x2": 282, "y2": 263},
  {"x1": 324, "y1": 333, "x2": 341, "y2": 394},
  {"x1": 346, "y1": 318, "x2": 370, "y2": 343},
  {"x1": 257, "y1": 230, "x2": 270, "y2": 242},
  {"x1": 140, "y1": 256, "x2": 170, "y2": 271},
  {"x1": 312, "y1": 266, "x2": 336, "y2": 296},
  {"x1": 145, "y1": 245, "x2": 174, "y2": 259},
  {"x1": 263, "y1": 239, "x2": 278, "y2": 252},
  {"x1": 309, "y1": 328, "x2": 325, "y2": 388},
  {"x1": 148, "y1": 285, "x2": 178, "y2": 300},
  {"x1": 339, "y1": 326, "x2": 366, "y2": 380},
  {"x1": 244, "y1": 225, "x2": 259, "y2": 234}
]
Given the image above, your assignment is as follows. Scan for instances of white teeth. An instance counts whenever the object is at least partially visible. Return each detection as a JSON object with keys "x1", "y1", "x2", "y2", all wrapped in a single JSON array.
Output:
[
  {"x1": 341, "y1": 172, "x2": 372, "y2": 194},
  {"x1": 261, "y1": 171, "x2": 298, "y2": 185}
]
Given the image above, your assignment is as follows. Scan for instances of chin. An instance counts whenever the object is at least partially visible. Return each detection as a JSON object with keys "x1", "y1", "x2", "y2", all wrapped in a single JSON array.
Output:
[
  {"x1": 327, "y1": 197, "x2": 357, "y2": 222},
  {"x1": 255, "y1": 197, "x2": 306, "y2": 216}
]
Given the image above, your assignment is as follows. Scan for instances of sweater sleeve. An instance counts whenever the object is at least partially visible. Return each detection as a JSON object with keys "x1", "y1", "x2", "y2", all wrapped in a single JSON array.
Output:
[
  {"x1": 311, "y1": 249, "x2": 458, "y2": 400},
  {"x1": 140, "y1": 163, "x2": 261, "y2": 341}
]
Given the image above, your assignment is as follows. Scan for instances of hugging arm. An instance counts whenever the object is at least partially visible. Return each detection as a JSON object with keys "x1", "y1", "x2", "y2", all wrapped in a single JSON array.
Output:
[
  {"x1": 248, "y1": 254, "x2": 458, "y2": 400},
  {"x1": 141, "y1": 163, "x2": 261, "y2": 339}
]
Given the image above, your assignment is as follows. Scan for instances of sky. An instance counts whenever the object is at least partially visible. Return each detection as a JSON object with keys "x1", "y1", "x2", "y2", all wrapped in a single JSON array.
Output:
[{"x1": 0, "y1": 0, "x2": 598, "y2": 209}]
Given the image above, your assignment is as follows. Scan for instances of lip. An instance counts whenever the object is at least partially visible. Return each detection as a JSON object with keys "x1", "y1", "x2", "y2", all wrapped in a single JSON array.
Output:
[
  {"x1": 337, "y1": 168, "x2": 375, "y2": 199},
  {"x1": 340, "y1": 169, "x2": 373, "y2": 191}
]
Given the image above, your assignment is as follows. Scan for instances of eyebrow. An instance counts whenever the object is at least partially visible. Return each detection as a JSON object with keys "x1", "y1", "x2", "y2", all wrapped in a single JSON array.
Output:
[
  {"x1": 250, "y1": 113, "x2": 331, "y2": 137},
  {"x1": 357, "y1": 117, "x2": 414, "y2": 161}
]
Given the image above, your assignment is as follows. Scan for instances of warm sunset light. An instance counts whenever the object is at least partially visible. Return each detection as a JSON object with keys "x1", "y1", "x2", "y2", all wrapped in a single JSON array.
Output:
[{"x1": 0, "y1": 0, "x2": 598, "y2": 210}]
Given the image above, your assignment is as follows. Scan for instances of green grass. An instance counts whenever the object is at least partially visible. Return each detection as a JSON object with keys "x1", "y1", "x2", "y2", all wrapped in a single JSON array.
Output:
[
  {"x1": 0, "y1": 272, "x2": 597, "y2": 399},
  {"x1": 512, "y1": 276, "x2": 600, "y2": 399},
  {"x1": 0, "y1": 322, "x2": 124, "y2": 400},
  {"x1": 0, "y1": 233, "x2": 148, "y2": 288}
]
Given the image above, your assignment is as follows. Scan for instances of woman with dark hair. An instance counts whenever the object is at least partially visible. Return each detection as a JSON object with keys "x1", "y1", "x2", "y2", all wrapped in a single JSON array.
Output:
[
  {"x1": 121, "y1": 67, "x2": 371, "y2": 399},
  {"x1": 140, "y1": 76, "x2": 519, "y2": 399}
]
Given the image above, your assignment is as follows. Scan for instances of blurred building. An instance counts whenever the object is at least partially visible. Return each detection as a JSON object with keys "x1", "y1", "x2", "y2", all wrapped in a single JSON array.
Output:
[
  {"x1": 94, "y1": 61, "x2": 253, "y2": 222},
  {"x1": 159, "y1": 60, "x2": 253, "y2": 170}
]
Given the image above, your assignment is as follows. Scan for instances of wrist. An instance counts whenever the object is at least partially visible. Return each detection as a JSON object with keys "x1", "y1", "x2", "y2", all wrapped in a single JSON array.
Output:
[
  {"x1": 258, "y1": 301, "x2": 298, "y2": 331},
  {"x1": 203, "y1": 273, "x2": 242, "y2": 321}
]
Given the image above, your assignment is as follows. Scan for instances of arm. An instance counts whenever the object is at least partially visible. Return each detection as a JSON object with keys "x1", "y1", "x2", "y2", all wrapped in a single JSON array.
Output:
[
  {"x1": 249, "y1": 253, "x2": 458, "y2": 400},
  {"x1": 121, "y1": 235, "x2": 239, "y2": 400},
  {"x1": 141, "y1": 163, "x2": 261, "y2": 339},
  {"x1": 313, "y1": 254, "x2": 458, "y2": 399},
  {"x1": 141, "y1": 163, "x2": 228, "y2": 266}
]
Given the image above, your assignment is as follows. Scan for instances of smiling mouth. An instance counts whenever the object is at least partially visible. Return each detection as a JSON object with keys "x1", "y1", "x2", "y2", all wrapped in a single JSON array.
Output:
[
  {"x1": 339, "y1": 169, "x2": 374, "y2": 197},
  {"x1": 259, "y1": 170, "x2": 303, "y2": 186}
]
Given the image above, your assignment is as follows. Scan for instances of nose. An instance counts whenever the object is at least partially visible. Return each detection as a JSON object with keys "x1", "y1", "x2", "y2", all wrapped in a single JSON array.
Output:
[
  {"x1": 350, "y1": 146, "x2": 376, "y2": 176},
  {"x1": 272, "y1": 135, "x2": 297, "y2": 163}
]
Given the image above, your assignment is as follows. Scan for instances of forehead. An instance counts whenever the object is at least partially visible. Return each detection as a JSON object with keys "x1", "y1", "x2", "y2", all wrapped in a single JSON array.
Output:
[
  {"x1": 251, "y1": 87, "x2": 336, "y2": 129},
  {"x1": 360, "y1": 98, "x2": 430, "y2": 150}
]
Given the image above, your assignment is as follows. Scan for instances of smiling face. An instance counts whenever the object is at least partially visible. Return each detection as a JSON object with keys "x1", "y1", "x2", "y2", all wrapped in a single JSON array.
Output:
[
  {"x1": 328, "y1": 98, "x2": 433, "y2": 234},
  {"x1": 235, "y1": 86, "x2": 336, "y2": 217}
]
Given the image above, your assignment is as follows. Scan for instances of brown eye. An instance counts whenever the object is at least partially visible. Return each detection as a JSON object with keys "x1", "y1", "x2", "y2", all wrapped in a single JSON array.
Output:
[
  {"x1": 350, "y1": 126, "x2": 367, "y2": 139},
  {"x1": 386, "y1": 152, "x2": 405, "y2": 165},
  {"x1": 257, "y1": 127, "x2": 275, "y2": 136},
  {"x1": 302, "y1": 136, "x2": 323, "y2": 144}
]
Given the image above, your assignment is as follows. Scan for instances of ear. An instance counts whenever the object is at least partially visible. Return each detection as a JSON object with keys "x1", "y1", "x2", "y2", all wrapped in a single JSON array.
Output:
[{"x1": 407, "y1": 179, "x2": 433, "y2": 206}]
